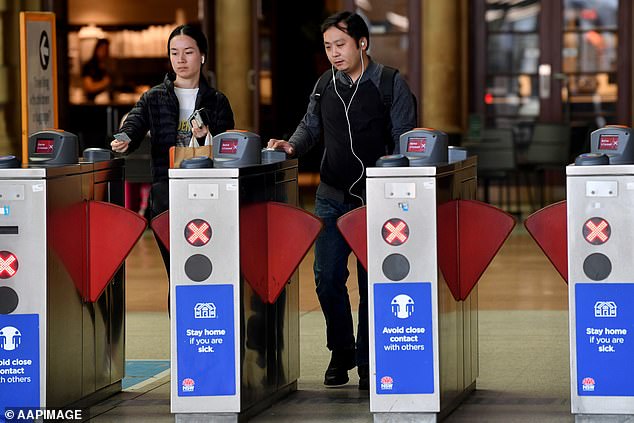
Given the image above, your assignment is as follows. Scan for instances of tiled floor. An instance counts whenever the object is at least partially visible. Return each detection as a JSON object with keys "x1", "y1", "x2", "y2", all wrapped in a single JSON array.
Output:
[{"x1": 77, "y1": 223, "x2": 579, "y2": 422}]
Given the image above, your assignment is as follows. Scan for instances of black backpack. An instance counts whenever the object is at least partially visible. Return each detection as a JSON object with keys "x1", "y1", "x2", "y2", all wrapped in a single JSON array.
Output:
[{"x1": 313, "y1": 65, "x2": 417, "y2": 122}]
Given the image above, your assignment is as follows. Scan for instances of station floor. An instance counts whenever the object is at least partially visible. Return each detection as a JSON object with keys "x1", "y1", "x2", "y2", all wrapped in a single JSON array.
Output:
[{"x1": 83, "y1": 203, "x2": 575, "y2": 422}]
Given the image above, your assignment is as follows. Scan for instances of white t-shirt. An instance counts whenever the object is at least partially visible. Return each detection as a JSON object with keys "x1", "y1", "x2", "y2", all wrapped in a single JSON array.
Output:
[{"x1": 174, "y1": 87, "x2": 199, "y2": 147}]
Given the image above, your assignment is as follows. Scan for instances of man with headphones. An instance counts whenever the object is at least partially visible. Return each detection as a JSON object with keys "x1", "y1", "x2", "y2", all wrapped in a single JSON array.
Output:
[{"x1": 268, "y1": 11, "x2": 416, "y2": 390}]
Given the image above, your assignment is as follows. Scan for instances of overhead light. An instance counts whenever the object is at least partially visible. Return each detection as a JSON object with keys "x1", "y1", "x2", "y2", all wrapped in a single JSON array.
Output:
[
  {"x1": 78, "y1": 24, "x2": 106, "y2": 39},
  {"x1": 386, "y1": 12, "x2": 409, "y2": 31}
]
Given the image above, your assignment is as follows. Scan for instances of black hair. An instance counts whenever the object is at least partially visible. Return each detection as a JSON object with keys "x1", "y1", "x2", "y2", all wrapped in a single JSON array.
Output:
[
  {"x1": 167, "y1": 24, "x2": 208, "y2": 60},
  {"x1": 91, "y1": 38, "x2": 109, "y2": 60},
  {"x1": 320, "y1": 11, "x2": 370, "y2": 49}
]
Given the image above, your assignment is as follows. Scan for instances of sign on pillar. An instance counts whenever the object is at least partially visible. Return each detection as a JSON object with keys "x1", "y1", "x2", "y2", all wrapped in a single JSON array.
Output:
[
  {"x1": 0, "y1": 315, "x2": 40, "y2": 409},
  {"x1": 574, "y1": 284, "x2": 634, "y2": 396},
  {"x1": 374, "y1": 282, "x2": 434, "y2": 394},
  {"x1": 176, "y1": 284, "x2": 236, "y2": 397},
  {"x1": 19, "y1": 12, "x2": 58, "y2": 164}
]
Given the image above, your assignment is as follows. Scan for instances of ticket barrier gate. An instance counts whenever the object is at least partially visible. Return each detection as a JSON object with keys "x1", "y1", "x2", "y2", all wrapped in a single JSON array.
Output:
[
  {"x1": 0, "y1": 130, "x2": 147, "y2": 414},
  {"x1": 337, "y1": 129, "x2": 516, "y2": 422},
  {"x1": 526, "y1": 125, "x2": 634, "y2": 421},
  {"x1": 153, "y1": 131, "x2": 322, "y2": 421}
]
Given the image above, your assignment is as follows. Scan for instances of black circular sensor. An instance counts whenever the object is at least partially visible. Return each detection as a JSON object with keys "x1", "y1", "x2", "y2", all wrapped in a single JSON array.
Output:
[
  {"x1": 583, "y1": 253, "x2": 612, "y2": 281},
  {"x1": 184, "y1": 254, "x2": 213, "y2": 282},
  {"x1": 575, "y1": 153, "x2": 609, "y2": 166},
  {"x1": 0, "y1": 156, "x2": 20, "y2": 169},
  {"x1": 0, "y1": 286, "x2": 19, "y2": 314},
  {"x1": 180, "y1": 156, "x2": 213, "y2": 169},
  {"x1": 376, "y1": 154, "x2": 409, "y2": 167},
  {"x1": 382, "y1": 253, "x2": 410, "y2": 281}
]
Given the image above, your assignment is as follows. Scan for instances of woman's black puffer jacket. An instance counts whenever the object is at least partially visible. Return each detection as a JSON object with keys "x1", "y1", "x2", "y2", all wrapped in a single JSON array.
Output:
[{"x1": 119, "y1": 73, "x2": 234, "y2": 183}]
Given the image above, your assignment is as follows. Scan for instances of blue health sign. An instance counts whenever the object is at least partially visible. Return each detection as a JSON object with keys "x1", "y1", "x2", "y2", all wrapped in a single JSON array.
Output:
[
  {"x1": 0, "y1": 314, "x2": 40, "y2": 412},
  {"x1": 374, "y1": 282, "x2": 434, "y2": 395},
  {"x1": 176, "y1": 284, "x2": 235, "y2": 397},
  {"x1": 575, "y1": 283, "x2": 634, "y2": 396}
]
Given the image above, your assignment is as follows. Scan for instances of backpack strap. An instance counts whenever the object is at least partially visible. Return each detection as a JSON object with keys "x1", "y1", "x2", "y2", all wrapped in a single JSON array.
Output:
[
  {"x1": 314, "y1": 69, "x2": 334, "y2": 102},
  {"x1": 379, "y1": 66, "x2": 398, "y2": 109}
]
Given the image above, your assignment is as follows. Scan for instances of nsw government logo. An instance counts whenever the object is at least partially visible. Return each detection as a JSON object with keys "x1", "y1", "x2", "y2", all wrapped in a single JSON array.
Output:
[
  {"x1": 582, "y1": 377, "x2": 595, "y2": 392},
  {"x1": 182, "y1": 378, "x2": 196, "y2": 392},
  {"x1": 380, "y1": 376, "x2": 394, "y2": 390}
]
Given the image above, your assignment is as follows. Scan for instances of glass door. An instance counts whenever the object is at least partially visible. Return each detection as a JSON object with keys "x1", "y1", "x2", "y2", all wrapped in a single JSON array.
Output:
[
  {"x1": 482, "y1": 0, "x2": 542, "y2": 142},
  {"x1": 473, "y1": 0, "x2": 630, "y2": 146},
  {"x1": 346, "y1": 0, "x2": 422, "y2": 116},
  {"x1": 562, "y1": 0, "x2": 619, "y2": 127}
]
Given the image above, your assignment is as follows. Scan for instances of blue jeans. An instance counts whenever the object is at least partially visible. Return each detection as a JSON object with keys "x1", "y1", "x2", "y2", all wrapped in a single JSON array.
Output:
[{"x1": 314, "y1": 195, "x2": 368, "y2": 367}]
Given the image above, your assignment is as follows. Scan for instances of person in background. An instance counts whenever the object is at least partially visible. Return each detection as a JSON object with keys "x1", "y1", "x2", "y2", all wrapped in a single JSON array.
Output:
[
  {"x1": 110, "y1": 24, "x2": 234, "y2": 272},
  {"x1": 267, "y1": 11, "x2": 416, "y2": 390},
  {"x1": 82, "y1": 38, "x2": 112, "y2": 101}
]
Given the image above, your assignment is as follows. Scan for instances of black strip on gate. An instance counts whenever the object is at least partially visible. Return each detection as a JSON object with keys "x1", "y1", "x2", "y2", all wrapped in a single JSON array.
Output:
[{"x1": 0, "y1": 226, "x2": 18, "y2": 234}]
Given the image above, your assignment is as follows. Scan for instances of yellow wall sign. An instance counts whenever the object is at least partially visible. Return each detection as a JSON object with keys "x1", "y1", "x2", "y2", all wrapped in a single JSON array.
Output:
[{"x1": 20, "y1": 12, "x2": 58, "y2": 164}]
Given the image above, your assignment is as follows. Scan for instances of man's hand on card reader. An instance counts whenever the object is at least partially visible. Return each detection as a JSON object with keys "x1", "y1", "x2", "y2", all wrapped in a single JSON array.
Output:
[
  {"x1": 267, "y1": 139, "x2": 294, "y2": 156},
  {"x1": 111, "y1": 132, "x2": 131, "y2": 153}
]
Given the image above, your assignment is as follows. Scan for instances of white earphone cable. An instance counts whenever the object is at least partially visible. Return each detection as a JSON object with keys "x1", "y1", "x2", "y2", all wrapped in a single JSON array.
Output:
[{"x1": 332, "y1": 43, "x2": 366, "y2": 206}]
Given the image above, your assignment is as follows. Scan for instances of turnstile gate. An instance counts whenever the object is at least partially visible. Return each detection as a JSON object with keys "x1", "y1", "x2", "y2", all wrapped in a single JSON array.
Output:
[
  {"x1": 366, "y1": 158, "x2": 479, "y2": 422},
  {"x1": 0, "y1": 159, "x2": 131, "y2": 410},
  {"x1": 567, "y1": 163, "x2": 634, "y2": 420},
  {"x1": 169, "y1": 159, "x2": 306, "y2": 421},
  {"x1": 525, "y1": 125, "x2": 634, "y2": 422}
]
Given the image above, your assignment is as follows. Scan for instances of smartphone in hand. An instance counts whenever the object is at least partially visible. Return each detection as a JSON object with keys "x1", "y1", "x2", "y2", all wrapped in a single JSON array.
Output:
[{"x1": 189, "y1": 109, "x2": 206, "y2": 129}]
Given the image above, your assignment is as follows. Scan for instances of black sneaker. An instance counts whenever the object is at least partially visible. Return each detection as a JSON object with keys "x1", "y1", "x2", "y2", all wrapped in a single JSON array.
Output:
[
  {"x1": 324, "y1": 349, "x2": 356, "y2": 387},
  {"x1": 358, "y1": 364, "x2": 369, "y2": 390}
]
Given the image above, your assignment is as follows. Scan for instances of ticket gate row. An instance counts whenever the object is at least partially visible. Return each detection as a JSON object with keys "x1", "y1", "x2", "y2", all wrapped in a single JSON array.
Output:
[
  {"x1": 0, "y1": 126, "x2": 515, "y2": 420},
  {"x1": 526, "y1": 125, "x2": 634, "y2": 422},
  {"x1": 0, "y1": 131, "x2": 146, "y2": 414},
  {"x1": 153, "y1": 128, "x2": 516, "y2": 422}
]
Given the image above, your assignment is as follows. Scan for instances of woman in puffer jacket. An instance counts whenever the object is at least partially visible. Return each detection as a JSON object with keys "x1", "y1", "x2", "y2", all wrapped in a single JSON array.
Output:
[{"x1": 111, "y1": 24, "x2": 234, "y2": 271}]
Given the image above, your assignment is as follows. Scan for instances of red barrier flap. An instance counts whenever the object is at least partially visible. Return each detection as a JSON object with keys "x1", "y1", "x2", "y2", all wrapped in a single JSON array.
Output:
[
  {"x1": 336, "y1": 207, "x2": 368, "y2": 271},
  {"x1": 437, "y1": 200, "x2": 516, "y2": 301},
  {"x1": 150, "y1": 210, "x2": 170, "y2": 252},
  {"x1": 88, "y1": 201, "x2": 147, "y2": 302},
  {"x1": 524, "y1": 200, "x2": 568, "y2": 283},
  {"x1": 48, "y1": 201, "x2": 88, "y2": 296},
  {"x1": 437, "y1": 200, "x2": 460, "y2": 301},
  {"x1": 240, "y1": 202, "x2": 322, "y2": 304}
]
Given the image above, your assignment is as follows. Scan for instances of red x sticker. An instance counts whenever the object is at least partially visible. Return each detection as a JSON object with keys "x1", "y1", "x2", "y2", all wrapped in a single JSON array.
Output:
[
  {"x1": 184, "y1": 219, "x2": 212, "y2": 246},
  {"x1": 583, "y1": 217, "x2": 610, "y2": 245},
  {"x1": 0, "y1": 251, "x2": 18, "y2": 278},
  {"x1": 382, "y1": 218, "x2": 409, "y2": 246}
]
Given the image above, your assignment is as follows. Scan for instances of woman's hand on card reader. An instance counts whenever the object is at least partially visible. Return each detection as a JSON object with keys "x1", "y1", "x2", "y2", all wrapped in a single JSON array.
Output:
[{"x1": 111, "y1": 132, "x2": 131, "y2": 153}]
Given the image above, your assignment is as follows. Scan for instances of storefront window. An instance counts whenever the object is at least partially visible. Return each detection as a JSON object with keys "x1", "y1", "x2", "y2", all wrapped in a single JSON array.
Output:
[
  {"x1": 563, "y1": 0, "x2": 618, "y2": 126},
  {"x1": 353, "y1": 0, "x2": 411, "y2": 81},
  {"x1": 485, "y1": 0, "x2": 541, "y2": 130}
]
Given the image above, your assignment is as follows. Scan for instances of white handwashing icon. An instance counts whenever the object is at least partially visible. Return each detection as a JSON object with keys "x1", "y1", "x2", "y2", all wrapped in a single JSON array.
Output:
[
  {"x1": 0, "y1": 326, "x2": 22, "y2": 351},
  {"x1": 391, "y1": 295, "x2": 414, "y2": 319},
  {"x1": 194, "y1": 303, "x2": 217, "y2": 319}
]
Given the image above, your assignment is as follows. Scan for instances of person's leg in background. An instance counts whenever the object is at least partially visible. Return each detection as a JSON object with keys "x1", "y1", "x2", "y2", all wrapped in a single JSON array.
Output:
[
  {"x1": 314, "y1": 195, "x2": 357, "y2": 386},
  {"x1": 356, "y1": 261, "x2": 369, "y2": 390},
  {"x1": 150, "y1": 181, "x2": 170, "y2": 313},
  {"x1": 138, "y1": 183, "x2": 151, "y2": 217}
]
